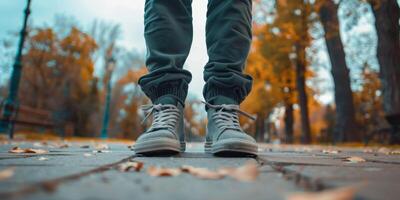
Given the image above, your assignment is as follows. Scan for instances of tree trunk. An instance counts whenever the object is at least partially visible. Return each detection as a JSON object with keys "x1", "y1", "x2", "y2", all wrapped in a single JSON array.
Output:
[
  {"x1": 370, "y1": 0, "x2": 400, "y2": 143},
  {"x1": 284, "y1": 102, "x2": 294, "y2": 143},
  {"x1": 319, "y1": 0, "x2": 360, "y2": 142},
  {"x1": 255, "y1": 115, "x2": 265, "y2": 142},
  {"x1": 295, "y1": 44, "x2": 312, "y2": 144}
]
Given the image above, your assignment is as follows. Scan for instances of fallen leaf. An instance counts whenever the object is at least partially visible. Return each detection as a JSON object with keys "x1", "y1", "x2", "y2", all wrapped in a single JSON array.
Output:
[
  {"x1": 56, "y1": 143, "x2": 69, "y2": 148},
  {"x1": 322, "y1": 149, "x2": 340, "y2": 154},
  {"x1": 93, "y1": 150, "x2": 111, "y2": 153},
  {"x1": 117, "y1": 161, "x2": 144, "y2": 172},
  {"x1": 181, "y1": 165, "x2": 224, "y2": 180},
  {"x1": 25, "y1": 148, "x2": 48, "y2": 154},
  {"x1": 389, "y1": 150, "x2": 400, "y2": 155},
  {"x1": 38, "y1": 157, "x2": 49, "y2": 161},
  {"x1": 8, "y1": 147, "x2": 25, "y2": 153},
  {"x1": 344, "y1": 156, "x2": 366, "y2": 163},
  {"x1": 219, "y1": 161, "x2": 259, "y2": 182},
  {"x1": 294, "y1": 147, "x2": 313, "y2": 153},
  {"x1": 363, "y1": 148, "x2": 374, "y2": 153},
  {"x1": 95, "y1": 143, "x2": 109, "y2": 150},
  {"x1": 147, "y1": 166, "x2": 181, "y2": 177},
  {"x1": 377, "y1": 147, "x2": 390, "y2": 155},
  {"x1": 287, "y1": 186, "x2": 357, "y2": 200},
  {"x1": 9, "y1": 147, "x2": 48, "y2": 154},
  {"x1": 33, "y1": 142, "x2": 44, "y2": 147},
  {"x1": 0, "y1": 140, "x2": 10, "y2": 145},
  {"x1": 0, "y1": 167, "x2": 14, "y2": 181}
]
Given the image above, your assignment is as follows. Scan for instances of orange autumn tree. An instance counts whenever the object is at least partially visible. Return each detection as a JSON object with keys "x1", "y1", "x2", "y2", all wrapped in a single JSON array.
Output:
[
  {"x1": 353, "y1": 64, "x2": 386, "y2": 140},
  {"x1": 244, "y1": 0, "x2": 317, "y2": 143},
  {"x1": 20, "y1": 26, "x2": 99, "y2": 136},
  {"x1": 115, "y1": 66, "x2": 149, "y2": 139},
  {"x1": 242, "y1": 38, "x2": 282, "y2": 142}
]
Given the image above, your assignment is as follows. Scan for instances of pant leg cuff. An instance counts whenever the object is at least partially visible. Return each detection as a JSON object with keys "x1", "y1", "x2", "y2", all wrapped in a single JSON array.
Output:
[
  {"x1": 204, "y1": 86, "x2": 243, "y2": 105},
  {"x1": 146, "y1": 81, "x2": 187, "y2": 106}
]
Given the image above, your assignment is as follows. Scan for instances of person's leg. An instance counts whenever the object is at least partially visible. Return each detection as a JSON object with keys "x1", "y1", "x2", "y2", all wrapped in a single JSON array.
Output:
[
  {"x1": 134, "y1": 0, "x2": 193, "y2": 155},
  {"x1": 203, "y1": 0, "x2": 253, "y2": 105},
  {"x1": 203, "y1": 0, "x2": 257, "y2": 156},
  {"x1": 139, "y1": 0, "x2": 193, "y2": 106}
]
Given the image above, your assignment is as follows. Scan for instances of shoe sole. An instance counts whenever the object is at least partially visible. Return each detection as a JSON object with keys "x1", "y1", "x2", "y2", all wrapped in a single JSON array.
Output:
[
  {"x1": 205, "y1": 138, "x2": 258, "y2": 156},
  {"x1": 133, "y1": 138, "x2": 185, "y2": 155}
]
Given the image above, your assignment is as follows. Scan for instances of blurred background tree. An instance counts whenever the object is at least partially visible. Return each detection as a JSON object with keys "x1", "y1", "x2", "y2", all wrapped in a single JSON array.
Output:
[{"x1": 0, "y1": 0, "x2": 399, "y2": 144}]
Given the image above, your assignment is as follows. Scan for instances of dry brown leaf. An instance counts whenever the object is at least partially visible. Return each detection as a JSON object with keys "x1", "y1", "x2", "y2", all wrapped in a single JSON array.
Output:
[
  {"x1": 181, "y1": 165, "x2": 224, "y2": 180},
  {"x1": 344, "y1": 156, "x2": 366, "y2": 163},
  {"x1": 219, "y1": 161, "x2": 259, "y2": 182},
  {"x1": 322, "y1": 149, "x2": 340, "y2": 154},
  {"x1": 117, "y1": 161, "x2": 144, "y2": 172},
  {"x1": 287, "y1": 186, "x2": 357, "y2": 200},
  {"x1": 33, "y1": 142, "x2": 44, "y2": 147},
  {"x1": 389, "y1": 150, "x2": 400, "y2": 155},
  {"x1": 363, "y1": 148, "x2": 374, "y2": 153},
  {"x1": 147, "y1": 166, "x2": 181, "y2": 177},
  {"x1": 55, "y1": 143, "x2": 69, "y2": 148},
  {"x1": 38, "y1": 157, "x2": 49, "y2": 161},
  {"x1": 24, "y1": 148, "x2": 48, "y2": 154},
  {"x1": 377, "y1": 147, "x2": 390, "y2": 155},
  {"x1": 8, "y1": 147, "x2": 25, "y2": 153},
  {"x1": 9, "y1": 147, "x2": 48, "y2": 154},
  {"x1": 0, "y1": 140, "x2": 10, "y2": 145},
  {"x1": 33, "y1": 141, "x2": 50, "y2": 147},
  {"x1": 0, "y1": 167, "x2": 15, "y2": 181},
  {"x1": 95, "y1": 143, "x2": 109, "y2": 150}
]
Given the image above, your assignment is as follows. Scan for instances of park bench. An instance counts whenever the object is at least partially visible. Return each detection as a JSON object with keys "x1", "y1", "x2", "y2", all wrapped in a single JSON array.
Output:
[{"x1": 0, "y1": 100, "x2": 55, "y2": 138}]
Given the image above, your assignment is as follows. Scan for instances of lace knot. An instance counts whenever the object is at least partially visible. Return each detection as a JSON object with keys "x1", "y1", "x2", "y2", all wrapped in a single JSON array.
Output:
[
  {"x1": 202, "y1": 101, "x2": 256, "y2": 133},
  {"x1": 141, "y1": 104, "x2": 180, "y2": 132}
]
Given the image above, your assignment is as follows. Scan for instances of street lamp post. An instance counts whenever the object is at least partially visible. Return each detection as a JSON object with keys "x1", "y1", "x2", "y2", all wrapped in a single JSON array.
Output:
[
  {"x1": 0, "y1": 0, "x2": 32, "y2": 139},
  {"x1": 100, "y1": 57, "x2": 116, "y2": 139}
]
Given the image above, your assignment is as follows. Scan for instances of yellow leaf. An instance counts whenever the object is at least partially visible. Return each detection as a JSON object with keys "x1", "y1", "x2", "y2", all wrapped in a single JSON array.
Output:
[
  {"x1": 287, "y1": 186, "x2": 358, "y2": 200},
  {"x1": 117, "y1": 161, "x2": 144, "y2": 172},
  {"x1": 0, "y1": 167, "x2": 15, "y2": 181},
  {"x1": 344, "y1": 156, "x2": 366, "y2": 163},
  {"x1": 218, "y1": 161, "x2": 259, "y2": 182},
  {"x1": 181, "y1": 165, "x2": 224, "y2": 180},
  {"x1": 147, "y1": 166, "x2": 181, "y2": 177}
]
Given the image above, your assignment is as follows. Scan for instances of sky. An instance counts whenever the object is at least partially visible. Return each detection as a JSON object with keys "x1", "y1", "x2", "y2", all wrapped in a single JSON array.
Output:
[
  {"x1": 0, "y1": 0, "x2": 383, "y2": 104},
  {"x1": 0, "y1": 0, "x2": 208, "y2": 100}
]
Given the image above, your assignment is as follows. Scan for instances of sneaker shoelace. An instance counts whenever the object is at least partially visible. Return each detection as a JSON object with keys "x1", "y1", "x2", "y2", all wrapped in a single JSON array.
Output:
[
  {"x1": 202, "y1": 101, "x2": 256, "y2": 133},
  {"x1": 141, "y1": 104, "x2": 180, "y2": 132}
]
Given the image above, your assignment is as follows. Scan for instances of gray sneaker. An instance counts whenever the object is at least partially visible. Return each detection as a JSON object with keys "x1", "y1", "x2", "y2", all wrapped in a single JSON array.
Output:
[
  {"x1": 203, "y1": 101, "x2": 258, "y2": 156},
  {"x1": 133, "y1": 103, "x2": 185, "y2": 155}
]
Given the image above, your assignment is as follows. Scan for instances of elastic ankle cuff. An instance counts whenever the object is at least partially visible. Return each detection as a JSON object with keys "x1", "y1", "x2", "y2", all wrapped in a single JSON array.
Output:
[
  {"x1": 146, "y1": 81, "x2": 187, "y2": 105},
  {"x1": 205, "y1": 86, "x2": 241, "y2": 105}
]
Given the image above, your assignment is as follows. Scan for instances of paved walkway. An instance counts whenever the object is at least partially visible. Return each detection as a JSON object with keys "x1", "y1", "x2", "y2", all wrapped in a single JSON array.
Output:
[{"x1": 0, "y1": 141, "x2": 399, "y2": 200}]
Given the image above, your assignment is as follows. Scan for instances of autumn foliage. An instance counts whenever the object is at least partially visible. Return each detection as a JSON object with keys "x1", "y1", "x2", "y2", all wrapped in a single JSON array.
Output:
[{"x1": 1, "y1": 0, "x2": 399, "y2": 144}]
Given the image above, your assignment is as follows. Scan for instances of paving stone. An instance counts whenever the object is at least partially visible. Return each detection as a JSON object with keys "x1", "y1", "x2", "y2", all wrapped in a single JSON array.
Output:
[
  {"x1": 1, "y1": 142, "x2": 399, "y2": 200},
  {"x1": 26, "y1": 158, "x2": 301, "y2": 200}
]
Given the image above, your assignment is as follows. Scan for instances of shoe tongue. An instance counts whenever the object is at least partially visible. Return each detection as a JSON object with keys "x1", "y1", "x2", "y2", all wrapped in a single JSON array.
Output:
[
  {"x1": 156, "y1": 96, "x2": 178, "y2": 106},
  {"x1": 210, "y1": 96, "x2": 237, "y2": 105}
]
